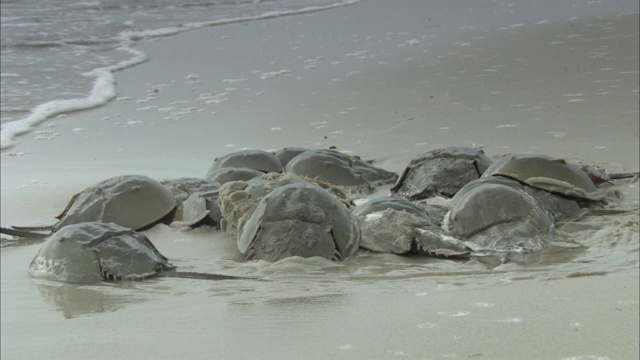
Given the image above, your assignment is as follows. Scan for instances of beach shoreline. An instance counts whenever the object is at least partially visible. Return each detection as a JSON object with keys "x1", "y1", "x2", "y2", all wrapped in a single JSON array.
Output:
[{"x1": 2, "y1": 1, "x2": 638, "y2": 359}]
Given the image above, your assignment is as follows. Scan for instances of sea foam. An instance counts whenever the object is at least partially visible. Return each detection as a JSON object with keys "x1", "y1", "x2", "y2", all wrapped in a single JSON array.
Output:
[
  {"x1": 0, "y1": 44, "x2": 148, "y2": 149},
  {"x1": 0, "y1": 0, "x2": 362, "y2": 150}
]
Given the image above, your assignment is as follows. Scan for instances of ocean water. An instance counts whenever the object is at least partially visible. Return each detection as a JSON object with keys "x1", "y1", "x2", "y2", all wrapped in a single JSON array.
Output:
[
  {"x1": 2, "y1": 0, "x2": 639, "y2": 151},
  {"x1": 0, "y1": 0, "x2": 360, "y2": 149}
]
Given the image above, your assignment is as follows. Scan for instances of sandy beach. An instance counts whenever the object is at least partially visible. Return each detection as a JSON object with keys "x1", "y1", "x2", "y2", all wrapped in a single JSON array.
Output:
[{"x1": 1, "y1": 1, "x2": 638, "y2": 359}]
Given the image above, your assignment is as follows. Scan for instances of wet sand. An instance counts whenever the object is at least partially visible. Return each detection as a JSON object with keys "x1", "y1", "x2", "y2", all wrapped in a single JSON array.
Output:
[{"x1": 1, "y1": 1, "x2": 638, "y2": 359}]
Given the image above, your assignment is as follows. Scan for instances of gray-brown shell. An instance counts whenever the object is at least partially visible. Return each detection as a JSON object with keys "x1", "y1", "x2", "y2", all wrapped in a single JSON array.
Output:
[
  {"x1": 391, "y1": 146, "x2": 493, "y2": 200},
  {"x1": 237, "y1": 183, "x2": 361, "y2": 262},
  {"x1": 204, "y1": 167, "x2": 264, "y2": 184},
  {"x1": 174, "y1": 189, "x2": 222, "y2": 227},
  {"x1": 162, "y1": 177, "x2": 220, "y2": 200},
  {"x1": 274, "y1": 147, "x2": 309, "y2": 167},
  {"x1": 443, "y1": 181, "x2": 555, "y2": 252},
  {"x1": 284, "y1": 149, "x2": 398, "y2": 195},
  {"x1": 217, "y1": 173, "x2": 311, "y2": 238},
  {"x1": 55, "y1": 175, "x2": 177, "y2": 231},
  {"x1": 205, "y1": 150, "x2": 283, "y2": 179},
  {"x1": 29, "y1": 222, "x2": 175, "y2": 283},
  {"x1": 162, "y1": 177, "x2": 221, "y2": 226},
  {"x1": 355, "y1": 206, "x2": 470, "y2": 257},
  {"x1": 351, "y1": 196, "x2": 449, "y2": 224},
  {"x1": 352, "y1": 196, "x2": 431, "y2": 218},
  {"x1": 453, "y1": 176, "x2": 585, "y2": 222},
  {"x1": 481, "y1": 154, "x2": 601, "y2": 200}
]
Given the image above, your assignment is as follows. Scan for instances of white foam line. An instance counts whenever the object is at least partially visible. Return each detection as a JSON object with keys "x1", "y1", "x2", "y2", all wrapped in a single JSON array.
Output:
[
  {"x1": 1, "y1": 41, "x2": 148, "y2": 150},
  {"x1": 1, "y1": 0, "x2": 362, "y2": 150}
]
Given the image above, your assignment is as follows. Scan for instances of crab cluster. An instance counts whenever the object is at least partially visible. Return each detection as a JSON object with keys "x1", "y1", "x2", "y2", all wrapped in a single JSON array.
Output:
[{"x1": 6, "y1": 146, "x2": 633, "y2": 283}]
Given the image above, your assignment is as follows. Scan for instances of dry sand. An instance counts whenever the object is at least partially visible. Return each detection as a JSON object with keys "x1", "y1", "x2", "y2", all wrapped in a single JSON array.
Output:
[{"x1": 1, "y1": 1, "x2": 639, "y2": 359}]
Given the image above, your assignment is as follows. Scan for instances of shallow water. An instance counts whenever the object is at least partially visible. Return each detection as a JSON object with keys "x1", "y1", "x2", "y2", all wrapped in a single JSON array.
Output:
[
  {"x1": 1, "y1": 168, "x2": 638, "y2": 358},
  {"x1": 0, "y1": 0, "x2": 361, "y2": 148},
  {"x1": 2, "y1": 0, "x2": 639, "y2": 149},
  {"x1": 3, "y1": 179, "x2": 637, "y2": 311},
  {"x1": 2, "y1": 188, "x2": 638, "y2": 359}
]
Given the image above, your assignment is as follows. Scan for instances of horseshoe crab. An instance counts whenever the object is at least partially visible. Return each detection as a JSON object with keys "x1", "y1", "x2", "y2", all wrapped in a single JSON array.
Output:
[
  {"x1": 353, "y1": 197, "x2": 470, "y2": 257},
  {"x1": 284, "y1": 149, "x2": 398, "y2": 195},
  {"x1": 217, "y1": 173, "x2": 310, "y2": 238},
  {"x1": 217, "y1": 172, "x2": 352, "y2": 239},
  {"x1": 28, "y1": 222, "x2": 246, "y2": 283},
  {"x1": 237, "y1": 183, "x2": 361, "y2": 261},
  {"x1": 352, "y1": 196, "x2": 432, "y2": 219},
  {"x1": 274, "y1": 147, "x2": 309, "y2": 167},
  {"x1": 29, "y1": 222, "x2": 176, "y2": 283},
  {"x1": 55, "y1": 175, "x2": 176, "y2": 231},
  {"x1": 205, "y1": 150, "x2": 283, "y2": 180},
  {"x1": 481, "y1": 153, "x2": 603, "y2": 200},
  {"x1": 442, "y1": 180, "x2": 556, "y2": 252},
  {"x1": 3, "y1": 175, "x2": 177, "y2": 237},
  {"x1": 161, "y1": 177, "x2": 222, "y2": 227},
  {"x1": 391, "y1": 146, "x2": 493, "y2": 200},
  {"x1": 457, "y1": 176, "x2": 586, "y2": 222},
  {"x1": 162, "y1": 177, "x2": 219, "y2": 200},
  {"x1": 205, "y1": 167, "x2": 264, "y2": 184}
]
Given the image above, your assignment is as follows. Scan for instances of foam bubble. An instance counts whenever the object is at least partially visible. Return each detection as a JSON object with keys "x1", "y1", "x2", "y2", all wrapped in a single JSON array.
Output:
[
  {"x1": 438, "y1": 311, "x2": 469, "y2": 317},
  {"x1": 34, "y1": 131, "x2": 59, "y2": 141},
  {"x1": 1, "y1": 42, "x2": 148, "y2": 150},
  {"x1": 471, "y1": 302, "x2": 495, "y2": 308},
  {"x1": 259, "y1": 70, "x2": 292, "y2": 80},
  {"x1": 417, "y1": 321, "x2": 437, "y2": 329},
  {"x1": 493, "y1": 318, "x2": 523, "y2": 323},
  {"x1": 547, "y1": 131, "x2": 567, "y2": 138}
]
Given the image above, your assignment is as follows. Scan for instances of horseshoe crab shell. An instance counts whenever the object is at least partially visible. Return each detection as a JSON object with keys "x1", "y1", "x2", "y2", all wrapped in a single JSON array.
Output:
[
  {"x1": 353, "y1": 198, "x2": 470, "y2": 257},
  {"x1": 205, "y1": 150, "x2": 283, "y2": 179},
  {"x1": 217, "y1": 173, "x2": 310, "y2": 238},
  {"x1": 284, "y1": 149, "x2": 398, "y2": 195},
  {"x1": 481, "y1": 154, "x2": 602, "y2": 200},
  {"x1": 237, "y1": 183, "x2": 361, "y2": 261},
  {"x1": 352, "y1": 196, "x2": 431, "y2": 218},
  {"x1": 55, "y1": 175, "x2": 177, "y2": 231},
  {"x1": 442, "y1": 181, "x2": 555, "y2": 252},
  {"x1": 162, "y1": 177, "x2": 219, "y2": 199},
  {"x1": 391, "y1": 146, "x2": 493, "y2": 200},
  {"x1": 204, "y1": 167, "x2": 264, "y2": 184},
  {"x1": 162, "y1": 177, "x2": 221, "y2": 226},
  {"x1": 275, "y1": 147, "x2": 309, "y2": 167},
  {"x1": 218, "y1": 172, "x2": 355, "y2": 239},
  {"x1": 29, "y1": 222, "x2": 175, "y2": 283},
  {"x1": 454, "y1": 176, "x2": 585, "y2": 222},
  {"x1": 178, "y1": 189, "x2": 223, "y2": 227}
]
